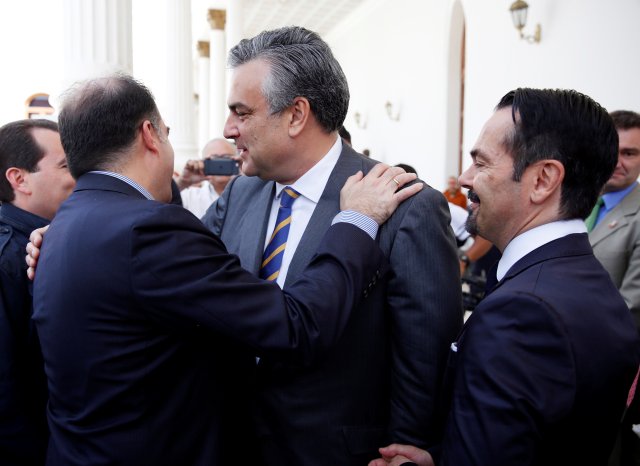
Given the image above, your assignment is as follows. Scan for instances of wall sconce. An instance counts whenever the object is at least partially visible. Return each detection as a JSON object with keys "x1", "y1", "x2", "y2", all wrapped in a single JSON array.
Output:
[
  {"x1": 353, "y1": 111, "x2": 367, "y2": 129},
  {"x1": 385, "y1": 101, "x2": 400, "y2": 121},
  {"x1": 509, "y1": 0, "x2": 541, "y2": 44}
]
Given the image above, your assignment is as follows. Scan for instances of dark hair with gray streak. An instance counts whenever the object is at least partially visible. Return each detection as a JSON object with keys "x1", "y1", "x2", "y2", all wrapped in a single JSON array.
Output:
[{"x1": 228, "y1": 26, "x2": 349, "y2": 133}]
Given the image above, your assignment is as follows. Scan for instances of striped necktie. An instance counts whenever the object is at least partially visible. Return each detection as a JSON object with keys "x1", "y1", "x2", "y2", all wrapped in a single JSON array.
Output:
[
  {"x1": 585, "y1": 196, "x2": 604, "y2": 232},
  {"x1": 259, "y1": 187, "x2": 300, "y2": 281}
]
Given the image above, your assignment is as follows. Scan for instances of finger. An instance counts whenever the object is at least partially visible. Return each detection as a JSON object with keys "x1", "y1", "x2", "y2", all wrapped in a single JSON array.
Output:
[
  {"x1": 379, "y1": 165, "x2": 406, "y2": 185},
  {"x1": 343, "y1": 170, "x2": 364, "y2": 190},
  {"x1": 368, "y1": 460, "x2": 388, "y2": 466},
  {"x1": 365, "y1": 163, "x2": 390, "y2": 180},
  {"x1": 27, "y1": 267, "x2": 35, "y2": 281},
  {"x1": 391, "y1": 172, "x2": 418, "y2": 188},
  {"x1": 393, "y1": 182, "x2": 423, "y2": 203}
]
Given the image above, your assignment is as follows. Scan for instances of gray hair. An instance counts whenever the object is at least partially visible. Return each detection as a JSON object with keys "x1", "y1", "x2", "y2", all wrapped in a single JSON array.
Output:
[{"x1": 228, "y1": 26, "x2": 349, "y2": 133}]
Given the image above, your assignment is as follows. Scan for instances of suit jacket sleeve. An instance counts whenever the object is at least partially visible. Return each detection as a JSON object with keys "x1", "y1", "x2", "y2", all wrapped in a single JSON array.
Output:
[
  {"x1": 441, "y1": 293, "x2": 574, "y2": 466},
  {"x1": 387, "y1": 188, "x2": 463, "y2": 447},
  {"x1": 130, "y1": 204, "x2": 384, "y2": 365}
]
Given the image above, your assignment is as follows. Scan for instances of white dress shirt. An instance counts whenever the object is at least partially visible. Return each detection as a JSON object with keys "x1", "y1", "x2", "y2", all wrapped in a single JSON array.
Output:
[
  {"x1": 497, "y1": 219, "x2": 587, "y2": 281},
  {"x1": 180, "y1": 182, "x2": 219, "y2": 219},
  {"x1": 265, "y1": 137, "x2": 342, "y2": 288}
]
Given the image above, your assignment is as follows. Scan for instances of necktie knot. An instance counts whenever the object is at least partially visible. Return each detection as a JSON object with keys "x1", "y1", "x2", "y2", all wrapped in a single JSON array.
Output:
[{"x1": 280, "y1": 187, "x2": 300, "y2": 208}]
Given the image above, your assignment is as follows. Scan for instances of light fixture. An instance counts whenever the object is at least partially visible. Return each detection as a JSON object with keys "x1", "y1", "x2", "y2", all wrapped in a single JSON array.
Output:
[
  {"x1": 385, "y1": 101, "x2": 400, "y2": 121},
  {"x1": 353, "y1": 111, "x2": 367, "y2": 129},
  {"x1": 510, "y1": 0, "x2": 541, "y2": 44}
]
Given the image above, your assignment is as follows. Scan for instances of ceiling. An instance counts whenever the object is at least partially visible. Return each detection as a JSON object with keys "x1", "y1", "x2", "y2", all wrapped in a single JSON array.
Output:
[
  {"x1": 193, "y1": 0, "x2": 369, "y2": 42},
  {"x1": 243, "y1": 0, "x2": 368, "y2": 39}
]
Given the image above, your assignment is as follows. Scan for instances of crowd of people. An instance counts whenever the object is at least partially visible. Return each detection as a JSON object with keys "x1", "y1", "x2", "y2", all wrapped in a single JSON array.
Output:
[{"x1": 1, "y1": 25, "x2": 639, "y2": 466}]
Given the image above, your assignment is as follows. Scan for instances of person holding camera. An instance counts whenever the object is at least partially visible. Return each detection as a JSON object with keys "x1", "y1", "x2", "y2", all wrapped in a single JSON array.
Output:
[{"x1": 174, "y1": 138, "x2": 240, "y2": 218}]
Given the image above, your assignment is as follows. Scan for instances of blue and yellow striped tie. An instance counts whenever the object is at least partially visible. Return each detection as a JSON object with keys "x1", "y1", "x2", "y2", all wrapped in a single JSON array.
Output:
[{"x1": 259, "y1": 187, "x2": 300, "y2": 281}]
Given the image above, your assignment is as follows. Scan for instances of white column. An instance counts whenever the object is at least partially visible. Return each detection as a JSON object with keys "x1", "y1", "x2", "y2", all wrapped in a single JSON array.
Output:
[
  {"x1": 197, "y1": 40, "x2": 210, "y2": 150},
  {"x1": 225, "y1": 0, "x2": 244, "y2": 99},
  {"x1": 164, "y1": 0, "x2": 197, "y2": 170},
  {"x1": 61, "y1": 0, "x2": 132, "y2": 96},
  {"x1": 225, "y1": 0, "x2": 244, "y2": 56},
  {"x1": 208, "y1": 9, "x2": 226, "y2": 139}
]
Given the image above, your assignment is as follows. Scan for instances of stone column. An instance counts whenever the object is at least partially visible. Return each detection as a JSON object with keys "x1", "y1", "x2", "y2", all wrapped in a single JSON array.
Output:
[
  {"x1": 225, "y1": 0, "x2": 244, "y2": 101},
  {"x1": 61, "y1": 0, "x2": 132, "y2": 96},
  {"x1": 197, "y1": 40, "x2": 210, "y2": 150},
  {"x1": 225, "y1": 0, "x2": 244, "y2": 58},
  {"x1": 208, "y1": 9, "x2": 227, "y2": 139},
  {"x1": 164, "y1": 0, "x2": 197, "y2": 170}
]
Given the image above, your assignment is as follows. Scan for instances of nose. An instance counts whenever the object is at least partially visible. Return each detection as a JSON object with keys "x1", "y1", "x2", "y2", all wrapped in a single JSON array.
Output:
[
  {"x1": 458, "y1": 167, "x2": 472, "y2": 190},
  {"x1": 223, "y1": 114, "x2": 238, "y2": 140}
]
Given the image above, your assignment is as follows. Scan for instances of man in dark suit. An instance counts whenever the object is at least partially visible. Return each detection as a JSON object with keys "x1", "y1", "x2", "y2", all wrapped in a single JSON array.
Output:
[
  {"x1": 0, "y1": 119, "x2": 75, "y2": 465},
  {"x1": 201, "y1": 26, "x2": 462, "y2": 465},
  {"x1": 370, "y1": 89, "x2": 640, "y2": 466},
  {"x1": 31, "y1": 74, "x2": 420, "y2": 466}
]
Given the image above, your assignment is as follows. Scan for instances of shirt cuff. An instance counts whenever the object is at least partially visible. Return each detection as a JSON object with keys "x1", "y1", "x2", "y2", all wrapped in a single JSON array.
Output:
[{"x1": 331, "y1": 210, "x2": 378, "y2": 240}]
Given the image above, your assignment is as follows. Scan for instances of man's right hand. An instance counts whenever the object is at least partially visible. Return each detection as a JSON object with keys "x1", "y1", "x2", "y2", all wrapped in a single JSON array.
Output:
[
  {"x1": 368, "y1": 444, "x2": 434, "y2": 466},
  {"x1": 341, "y1": 164, "x2": 422, "y2": 225},
  {"x1": 25, "y1": 225, "x2": 48, "y2": 280},
  {"x1": 175, "y1": 159, "x2": 206, "y2": 190}
]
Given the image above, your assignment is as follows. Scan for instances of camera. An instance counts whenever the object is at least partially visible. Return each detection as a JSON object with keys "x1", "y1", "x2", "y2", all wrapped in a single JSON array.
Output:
[{"x1": 203, "y1": 158, "x2": 239, "y2": 176}]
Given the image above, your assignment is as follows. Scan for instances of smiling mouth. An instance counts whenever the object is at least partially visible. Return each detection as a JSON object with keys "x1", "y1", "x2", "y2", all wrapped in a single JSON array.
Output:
[{"x1": 467, "y1": 190, "x2": 480, "y2": 204}]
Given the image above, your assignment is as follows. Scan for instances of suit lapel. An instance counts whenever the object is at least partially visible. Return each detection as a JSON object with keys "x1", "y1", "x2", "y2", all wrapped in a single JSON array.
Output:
[
  {"x1": 283, "y1": 146, "x2": 366, "y2": 287},
  {"x1": 590, "y1": 185, "x2": 640, "y2": 246},
  {"x1": 491, "y1": 233, "x2": 592, "y2": 293},
  {"x1": 239, "y1": 182, "x2": 275, "y2": 274}
]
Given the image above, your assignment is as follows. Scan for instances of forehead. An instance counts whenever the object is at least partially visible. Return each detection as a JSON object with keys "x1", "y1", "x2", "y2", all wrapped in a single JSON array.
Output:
[
  {"x1": 31, "y1": 128, "x2": 63, "y2": 157},
  {"x1": 473, "y1": 108, "x2": 515, "y2": 158},
  {"x1": 228, "y1": 59, "x2": 270, "y2": 103},
  {"x1": 618, "y1": 127, "x2": 640, "y2": 148},
  {"x1": 202, "y1": 140, "x2": 234, "y2": 156}
]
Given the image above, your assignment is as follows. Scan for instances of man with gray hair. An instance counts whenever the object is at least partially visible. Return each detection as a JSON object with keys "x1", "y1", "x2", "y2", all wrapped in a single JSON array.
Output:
[{"x1": 202, "y1": 26, "x2": 462, "y2": 465}]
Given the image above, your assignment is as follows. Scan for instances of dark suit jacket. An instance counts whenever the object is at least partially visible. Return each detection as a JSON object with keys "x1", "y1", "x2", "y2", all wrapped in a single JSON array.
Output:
[
  {"x1": 438, "y1": 233, "x2": 639, "y2": 466},
  {"x1": 32, "y1": 173, "x2": 385, "y2": 466},
  {"x1": 202, "y1": 144, "x2": 463, "y2": 465}
]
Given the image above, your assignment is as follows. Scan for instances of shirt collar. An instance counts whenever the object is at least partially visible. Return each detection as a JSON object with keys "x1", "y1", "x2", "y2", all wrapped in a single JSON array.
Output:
[
  {"x1": 0, "y1": 202, "x2": 49, "y2": 236},
  {"x1": 602, "y1": 181, "x2": 638, "y2": 211},
  {"x1": 274, "y1": 136, "x2": 342, "y2": 202},
  {"x1": 497, "y1": 219, "x2": 586, "y2": 281},
  {"x1": 89, "y1": 171, "x2": 154, "y2": 200}
]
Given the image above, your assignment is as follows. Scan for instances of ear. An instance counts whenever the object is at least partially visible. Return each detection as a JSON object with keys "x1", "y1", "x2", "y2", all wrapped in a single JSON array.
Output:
[
  {"x1": 5, "y1": 167, "x2": 31, "y2": 195},
  {"x1": 140, "y1": 120, "x2": 160, "y2": 154},
  {"x1": 287, "y1": 97, "x2": 311, "y2": 138},
  {"x1": 529, "y1": 159, "x2": 565, "y2": 205}
]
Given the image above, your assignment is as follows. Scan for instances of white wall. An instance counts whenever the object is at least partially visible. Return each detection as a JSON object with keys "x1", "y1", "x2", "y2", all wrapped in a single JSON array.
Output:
[
  {"x1": 327, "y1": 0, "x2": 454, "y2": 188},
  {"x1": 328, "y1": 0, "x2": 640, "y2": 189},
  {"x1": 460, "y1": 0, "x2": 640, "y2": 173}
]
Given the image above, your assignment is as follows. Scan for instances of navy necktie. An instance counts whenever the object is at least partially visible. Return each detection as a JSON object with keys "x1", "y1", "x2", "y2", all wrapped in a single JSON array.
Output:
[{"x1": 259, "y1": 187, "x2": 300, "y2": 281}]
